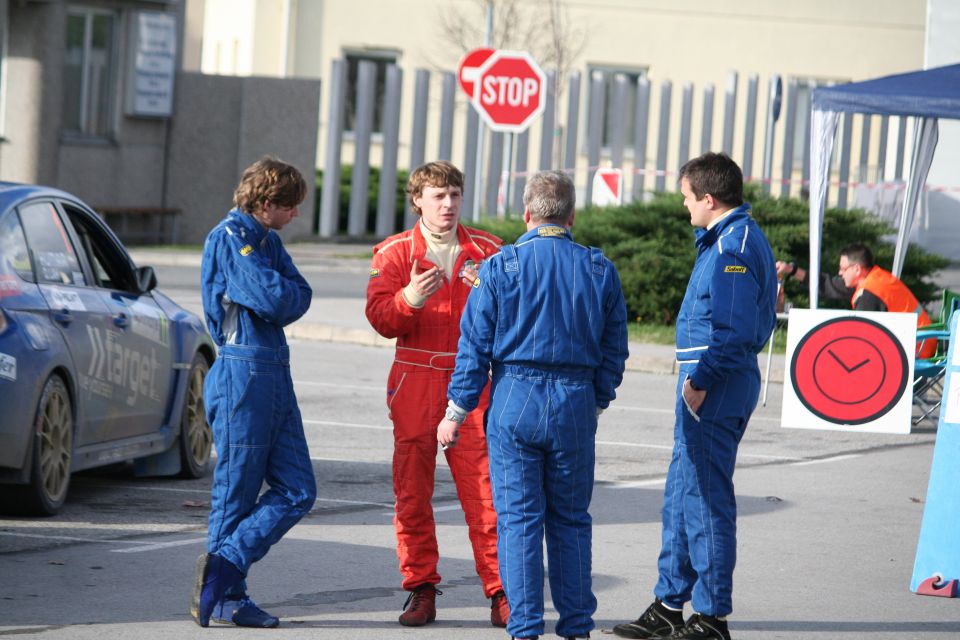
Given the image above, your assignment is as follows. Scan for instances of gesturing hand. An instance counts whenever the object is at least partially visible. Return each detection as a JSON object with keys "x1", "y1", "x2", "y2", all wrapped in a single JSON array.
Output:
[{"x1": 410, "y1": 262, "x2": 443, "y2": 299}]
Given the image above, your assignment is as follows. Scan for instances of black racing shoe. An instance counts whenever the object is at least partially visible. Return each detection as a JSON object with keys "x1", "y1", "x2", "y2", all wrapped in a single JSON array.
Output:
[
  {"x1": 613, "y1": 598, "x2": 685, "y2": 638},
  {"x1": 665, "y1": 614, "x2": 731, "y2": 640}
]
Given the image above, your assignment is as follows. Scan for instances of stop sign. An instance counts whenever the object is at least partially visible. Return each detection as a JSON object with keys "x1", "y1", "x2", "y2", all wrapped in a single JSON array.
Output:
[
  {"x1": 458, "y1": 47, "x2": 496, "y2": 99},
  {"x1": 472, "y1": 50, "x2": 546, "y2": 133}
]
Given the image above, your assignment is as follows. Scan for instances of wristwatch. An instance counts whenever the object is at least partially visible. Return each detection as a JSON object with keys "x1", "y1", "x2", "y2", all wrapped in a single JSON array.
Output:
[{"x1": 444, "y1": 406, "x2": 466, "y2": 423}]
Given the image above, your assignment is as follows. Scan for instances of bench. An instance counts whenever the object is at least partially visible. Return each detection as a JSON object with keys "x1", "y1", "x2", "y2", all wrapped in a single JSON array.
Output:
[{"x1": 96, "y1": 207, "x2": 181, "y2": 245}]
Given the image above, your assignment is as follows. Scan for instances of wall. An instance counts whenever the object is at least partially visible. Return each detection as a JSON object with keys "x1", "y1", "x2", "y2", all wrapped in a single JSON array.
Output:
[
  {"x1": 917, "y1": 0, "x2": 960, "y2": 259},
  {"x1": 165, "y1": 71, "x2": 320, "y2": 244}
]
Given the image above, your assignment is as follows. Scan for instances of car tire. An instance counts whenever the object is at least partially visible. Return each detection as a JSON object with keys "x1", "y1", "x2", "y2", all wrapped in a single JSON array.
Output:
[
  {"x1": 179, "y1": 352, "x2": 212, "y2": 478},
  {"x1": 0, "y1": 375, "x2": 73, "y2": 516}
]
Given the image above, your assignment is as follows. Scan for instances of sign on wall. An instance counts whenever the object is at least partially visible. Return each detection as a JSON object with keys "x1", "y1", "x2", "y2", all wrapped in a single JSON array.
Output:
[
  {"x1": 781, "y1": 309, "x2": 916, "y2": 434},
  {"x1": 125, "y1": 11, "x2": 177, "y2": 118}
]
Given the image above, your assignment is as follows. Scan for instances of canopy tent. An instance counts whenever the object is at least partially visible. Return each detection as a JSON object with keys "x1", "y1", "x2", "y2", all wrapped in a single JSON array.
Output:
[{"x1": 808, "y1": 63, "x2": 960, "y2": 307}]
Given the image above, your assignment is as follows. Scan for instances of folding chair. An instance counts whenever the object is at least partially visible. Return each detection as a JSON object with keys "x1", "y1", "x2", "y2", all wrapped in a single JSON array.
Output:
[{"x1": 912, "y1": 290, "x2": 960, "y2": 426}]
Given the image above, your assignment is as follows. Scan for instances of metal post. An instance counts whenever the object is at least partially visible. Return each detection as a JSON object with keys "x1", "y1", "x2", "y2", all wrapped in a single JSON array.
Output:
[
  {"x1": 722, "y1": 71, "x2": 738, "y2": 155},
  {"x1": 564, "y1": 71, "x2": 582, "y2": 180},
  {"x1": 780, "y1": 78, "x2": 797, "y2": 199},
  {"x1": 742, "y1": 74, "x2": 758, "y2": 183},
  {"x1": 406, "y1": 68, "x2": 430, "y2": 228},
  {"x1": 319, "y1": 59, "x2": 346, "y2": 238},
  {"x1": 632, "y1": 77, "x2": 650, "y2": 199},
  {"x1": 502, "y1": 133, "x2": 514, "y2": 214},
  {"x1": 486, "y1": 131, "x2": 504, "y2": 216},
  {"x1": 376, "y1": 64, "x2": 403, "y2": 237},
  {"x1": 700, "y1": 84, "x2": 714, "y2": 154},
  {"x1": 678, "y1": 83, "x2": 693, "y2": 168},
  {"x1": 837, "y1": 112, "x2": 853, "y2": 209},
  {"x1": 438, "y1": 71, "x2": 456, "y2": 161},
  {"x1": 655, "y1": 80, "x2": 672, "y2": 192},
  {"x1": 876, "y1": 115, "x2": 889, "y2": 183},
  {"x1": 539, "y1": 70, "x2": 557, "y2": 170},
  {"x1": 348, "y1": 60, "x2": 377, "y2": 236},
  {"x1": 463, "y1": 105, "x2": 480, "y2": 221},
  {"x1": 513, "y1": 130, "x2": 529, "y2": 213},
  {"x1": 585, "y1": 70, "x2": 605, "y2": 205}
]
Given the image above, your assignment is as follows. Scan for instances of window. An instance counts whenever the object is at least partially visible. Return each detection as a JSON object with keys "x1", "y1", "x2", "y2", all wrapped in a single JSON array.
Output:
[
  {"x1": 586, "y1": 64, "x2": 648, "y2": 150},
  {"x1": 63, "y1": 7, "x2": 117, "y2": 137},
  {"x1": 18, "y1": 202, "x2": 83, "y2": 286},
  {"x1": 0, "y1": 209, "x2": 34, "y2": 283},
  {"x1": 344, "y1": 50, "x2": 398, "y2": 134},
  {"x1": 62, "y1": 203, "x2": 137, "y2": 292}
]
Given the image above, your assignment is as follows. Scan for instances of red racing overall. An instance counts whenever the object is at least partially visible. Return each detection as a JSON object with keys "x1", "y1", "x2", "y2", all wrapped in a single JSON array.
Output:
[{"x1": 366, "y1": 222, "x2": 503, "y2": 596}]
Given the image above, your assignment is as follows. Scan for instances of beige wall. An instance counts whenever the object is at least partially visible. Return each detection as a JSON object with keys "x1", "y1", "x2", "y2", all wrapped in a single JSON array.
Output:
[{"x1": 198, "y1": 0, "x2": 927, "y2": 190}]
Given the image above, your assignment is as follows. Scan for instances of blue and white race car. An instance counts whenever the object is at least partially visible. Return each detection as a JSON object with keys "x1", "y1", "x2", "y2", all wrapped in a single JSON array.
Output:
[{"x1": 0, "y1": 183, "x2": 215, "y2": 515}]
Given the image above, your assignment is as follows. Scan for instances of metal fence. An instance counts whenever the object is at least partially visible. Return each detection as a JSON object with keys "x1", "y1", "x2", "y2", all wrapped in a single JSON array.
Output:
[{"x1": 318, "y1": 58, "x2": 915, "y2": 238}]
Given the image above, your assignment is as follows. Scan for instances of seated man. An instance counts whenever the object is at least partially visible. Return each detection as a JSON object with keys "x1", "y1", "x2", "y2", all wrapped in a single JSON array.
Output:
[{"x1": 777, "y1": 243, "x2": 935, "y2": 358}]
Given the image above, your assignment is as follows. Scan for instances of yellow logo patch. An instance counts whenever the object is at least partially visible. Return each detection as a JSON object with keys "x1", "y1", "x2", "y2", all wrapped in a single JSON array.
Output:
[
  {"x1": 538, "y1": 226, "x2": 567, "y2": 237},
  {"x1": 724, "y1": 265, "x2": 747, "y2": 273},
  {"x1": 239, "y1": 245, "x2": 253, "y2": 256},
  {"x1": 369, "y1": 268, "x2": 381, "y2": 278},
  {"x1": 472, "y1": 277, "x2": 481, "y2": 288}
]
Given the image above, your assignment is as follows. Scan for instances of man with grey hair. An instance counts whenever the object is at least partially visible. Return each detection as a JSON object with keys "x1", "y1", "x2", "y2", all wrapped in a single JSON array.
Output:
[{"x1": 437, "y1": 170, "x2": 629, "y2": 640}]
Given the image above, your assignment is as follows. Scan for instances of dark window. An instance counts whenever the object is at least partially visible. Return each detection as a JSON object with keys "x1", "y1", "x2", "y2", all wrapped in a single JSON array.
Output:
[
  {"x1": 63, "y1": 8, "x2": 117, "y2": 137},
  {"x1": 344, "y1": 51, "x2": 398, "y2": 134},
  {"x1": 18, "y1": 202, "x2": 83, "y2": 286},
  {"x1": 61, "y1": 203, "x2": 137, "y2": 292}
]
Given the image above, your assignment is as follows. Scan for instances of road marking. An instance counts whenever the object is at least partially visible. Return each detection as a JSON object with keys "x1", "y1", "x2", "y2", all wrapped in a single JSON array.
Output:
[
  {"x1": 606, "y1": 477, "x2": 667, "y2": 489},
  {"x1": 610, "y1": 404, "x2": 782, "y2": 424},
  {"x1": 790, "y1": 453, "x2": 862, "y2": 466},
  {"x1": 111, "y1": 538, "x2": 205, "y2": 553},
  {"x1": 382, "y1": 503, "x2": 462, "y2": 517},
  {"x1": 295, "y1": 380, "x2": 382, "y2": 392},
  {"x1": 0, "y1": 531, "x2": 148, "y2": 545},
  {"x1": 302, "y1": 419, "x2": 391, "y2": 431},
  {"x1": 595, "y1": 439, "x2": 803, "y2": 461}
]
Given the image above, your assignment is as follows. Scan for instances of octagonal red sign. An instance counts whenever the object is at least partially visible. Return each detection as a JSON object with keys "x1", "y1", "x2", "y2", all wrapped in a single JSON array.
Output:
[{"x1": 472, "y1": 50, "x2": 546, "y2": 133}]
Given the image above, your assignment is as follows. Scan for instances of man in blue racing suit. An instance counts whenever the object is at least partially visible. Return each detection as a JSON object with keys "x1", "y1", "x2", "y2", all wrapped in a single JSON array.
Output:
[
  {"x1": 437, "y1": 170, "x2": 629, "y2": 640},
  {"x1": 190, "y1": 157, "x2": 316, "y2": 629},
  {"x1": 614, "y1": 152, "x2": 777, "y2": 640}
]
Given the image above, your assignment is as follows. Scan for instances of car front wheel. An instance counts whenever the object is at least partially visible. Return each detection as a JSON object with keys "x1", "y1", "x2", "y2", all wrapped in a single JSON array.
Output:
[{"x1": 179, "y1": 353, "x2": 212, "y2": 478}]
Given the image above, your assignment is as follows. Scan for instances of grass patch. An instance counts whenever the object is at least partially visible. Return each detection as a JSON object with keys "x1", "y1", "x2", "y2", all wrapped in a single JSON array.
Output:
[{"x1": 629, "y1": 321, "x2": 789, "y2": 354}]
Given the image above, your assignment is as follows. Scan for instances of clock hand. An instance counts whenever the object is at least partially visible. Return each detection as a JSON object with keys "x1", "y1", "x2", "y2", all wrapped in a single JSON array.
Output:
[
  {"x1": 827, "y1": 349, "x2": 854, "y2": 373},
  {"x1": 847, "y1": 358, "x2": 871, "y2": 373}
]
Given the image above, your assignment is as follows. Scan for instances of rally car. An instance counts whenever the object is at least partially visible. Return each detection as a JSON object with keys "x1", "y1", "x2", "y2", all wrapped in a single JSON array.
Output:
[{"x1": 0, "y1": 183, "x2": 215, "y2": 515}]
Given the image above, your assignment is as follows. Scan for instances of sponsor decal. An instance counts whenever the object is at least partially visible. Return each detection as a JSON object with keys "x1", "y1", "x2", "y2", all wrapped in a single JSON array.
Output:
[
  {"x1": 86, "y1": 325, "x2": 161, "y2": 406},
  {"x1": 129, "y1": 303, "x2": 170, "y2": 346},
  {"x1": 724, "y1": 265, "x2": 747, "y2": 273},
  {"x1": 0, "y1": 275, "x2": 21, "y2": 300},
  {"x1": 537, "y1": 226, "x2": 567, "y2": 237},
  {"x1": 0, "y1": 352, "x2": 16, "y2": 382},
  {"x1": 239, "y1": 244, "x2": 254, "y2": 256},
  {"x1": 48, "y1": 288, "x2": 87, "y2": 311},
  {"x1": 369, "y1": 268, "x2": 381, "y2": 278},
  {"x1": 473, "y1": 277, "x2": 481, "y2": 288}
]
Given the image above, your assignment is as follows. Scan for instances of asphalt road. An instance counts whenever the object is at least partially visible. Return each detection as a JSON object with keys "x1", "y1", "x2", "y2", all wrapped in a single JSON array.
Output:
[{"x1": 1, "y1": 250, "x2": 956, "y2": 638}]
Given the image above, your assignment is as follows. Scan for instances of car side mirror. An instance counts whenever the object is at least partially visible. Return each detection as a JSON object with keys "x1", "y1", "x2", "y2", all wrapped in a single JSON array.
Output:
[{"x1": 136, "y1": 265, "x2": 158, "y2": 293}]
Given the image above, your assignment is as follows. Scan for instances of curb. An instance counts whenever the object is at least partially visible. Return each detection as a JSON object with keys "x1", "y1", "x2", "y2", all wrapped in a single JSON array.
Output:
[{"x1": 283, "y1": 321, "x2": 787, "y2": 383}]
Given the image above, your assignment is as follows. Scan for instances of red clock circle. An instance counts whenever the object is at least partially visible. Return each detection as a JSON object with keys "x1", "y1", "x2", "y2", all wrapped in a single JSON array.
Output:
[{"x1": 791, "y1": 316, "x2": 909, "y2": 425}]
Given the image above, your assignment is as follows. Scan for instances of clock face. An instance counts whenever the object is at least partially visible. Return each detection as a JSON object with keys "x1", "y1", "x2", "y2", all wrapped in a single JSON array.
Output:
[{"x1": 790, "y1": 316, "x2": 909, "y2": 425}]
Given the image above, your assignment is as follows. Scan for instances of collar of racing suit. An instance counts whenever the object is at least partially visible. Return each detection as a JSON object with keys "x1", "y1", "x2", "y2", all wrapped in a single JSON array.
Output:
[
  {"x1": 227, "y1": 207, "x2": 270, "y2": 248},
  {"x1": 694, "y1": 203, "x2": 751, "y2": 249},
  {"x1": 517, "y1": 223, "x2": 573, "y2": 243}
]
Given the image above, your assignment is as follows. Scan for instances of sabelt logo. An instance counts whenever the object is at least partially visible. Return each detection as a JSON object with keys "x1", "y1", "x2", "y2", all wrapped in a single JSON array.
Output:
[{"x1": 0, "y1": 352, "x2": 16, "y2": 381}]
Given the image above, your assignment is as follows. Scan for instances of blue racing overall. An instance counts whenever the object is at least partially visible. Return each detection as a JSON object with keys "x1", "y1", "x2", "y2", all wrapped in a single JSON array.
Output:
[
  {"x1": 200, "y1": 209, "x2": 316, "y2": 595},
  {"x1": 656, "y1": 204, "x2": 777, "y2": 618},
  {"x1": 447, "y1": 224, "x2": 629, "y2": 639}
]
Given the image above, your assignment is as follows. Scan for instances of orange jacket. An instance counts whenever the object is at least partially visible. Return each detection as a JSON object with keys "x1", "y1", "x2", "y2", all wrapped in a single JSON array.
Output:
[
  {"x1": 853, "y1": 266, "x2": 934, "y2": 357},
  {"x1": 366, "y1": 223, "x2": 501, "y2": 355}
]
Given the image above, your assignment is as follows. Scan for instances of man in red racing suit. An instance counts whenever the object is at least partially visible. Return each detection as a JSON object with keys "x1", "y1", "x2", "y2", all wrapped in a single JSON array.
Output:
[{"x1": 366, "y1": 161, "x2": 507, "y2": 628}]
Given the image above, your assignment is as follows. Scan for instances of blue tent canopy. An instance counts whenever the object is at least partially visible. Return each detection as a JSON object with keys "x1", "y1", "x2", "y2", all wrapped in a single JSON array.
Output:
[
  {"x1": 812, "y1": 63, "x2": 960, "y2": 119},
  {"x1": 807, "y1": 64, "x2": 958, "y2": 307}
]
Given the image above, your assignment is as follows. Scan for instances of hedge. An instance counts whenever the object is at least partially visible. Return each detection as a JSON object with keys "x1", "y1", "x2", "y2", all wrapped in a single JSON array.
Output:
[{"x1": 470, "y1": 185, "x2": 949, "y2": 325}]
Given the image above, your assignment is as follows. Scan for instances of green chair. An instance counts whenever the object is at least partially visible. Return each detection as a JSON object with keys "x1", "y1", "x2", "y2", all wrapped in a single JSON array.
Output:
[{"x1": 913, "y1": 290, "x2": 960, "y2": 426}]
